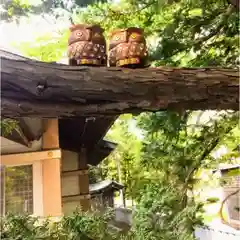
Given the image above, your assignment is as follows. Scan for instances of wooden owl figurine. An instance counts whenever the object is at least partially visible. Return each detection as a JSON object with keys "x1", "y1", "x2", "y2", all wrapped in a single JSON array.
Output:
[
  {"x1": 108, "y1": 27, "x2": 149, "y2": 68},
  {"x1": 68, "y1": 24, "x2": 107, "y2": 66}
]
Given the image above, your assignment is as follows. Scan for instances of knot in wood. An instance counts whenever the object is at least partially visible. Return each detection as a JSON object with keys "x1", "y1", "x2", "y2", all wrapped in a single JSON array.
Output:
[{"x1": 36, "y1": 81, "x2": 48, "y2": 94}]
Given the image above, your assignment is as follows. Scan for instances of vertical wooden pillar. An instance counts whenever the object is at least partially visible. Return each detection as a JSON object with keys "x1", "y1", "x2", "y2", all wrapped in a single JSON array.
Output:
[
  {"x1": 78, "y1": 148, "x2": 90, "y2": 211},
  {"x1": 0, "y1": 166, "x2": 5, "y2": 215},
  {"x1": 42, "y1": 119, "x2": 62, "y2": 216}
]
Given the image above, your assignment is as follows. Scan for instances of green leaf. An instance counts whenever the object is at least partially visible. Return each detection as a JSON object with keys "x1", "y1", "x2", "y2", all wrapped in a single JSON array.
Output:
[{"x1": 225, "y1": 168, "x2": 240, "y2": 177}]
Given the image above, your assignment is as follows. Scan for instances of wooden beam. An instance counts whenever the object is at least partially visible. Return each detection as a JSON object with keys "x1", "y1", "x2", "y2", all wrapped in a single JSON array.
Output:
[
  {"x1": 42, "y1": 119, "x2": 59, "y2": 149},
  {"x1": 62, "y1": 194, "x2": 91, "y2": 203},
  {"x1": 42, "y1": 119, "x2": 62, "y2": 217},
  {"x1": 1, "y1": 50, "x2": 239, "y2": 118},
  {"x1": 1, "y1": 149, "x2": 61, "y2": 165},
  {"x1": 62, "y1": 169, "x2": 88, "y2": 177},
  {"x1": 0, "y1": 166, "x2": 5, "y2": 215}
]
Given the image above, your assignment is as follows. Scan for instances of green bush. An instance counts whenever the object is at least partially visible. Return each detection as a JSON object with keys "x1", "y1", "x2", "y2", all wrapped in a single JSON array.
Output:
[
  {"x1": 0, "y1": 204, "x2": 201, "y2": 240},
  {"x1": 0, "y1": 209, "x2": 130, "y2": 240}
]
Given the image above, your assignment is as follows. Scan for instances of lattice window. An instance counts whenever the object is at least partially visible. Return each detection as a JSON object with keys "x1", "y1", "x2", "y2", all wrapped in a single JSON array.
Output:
[{"x1": 0, "y1": 165, "x2": 33, "y2": 215}]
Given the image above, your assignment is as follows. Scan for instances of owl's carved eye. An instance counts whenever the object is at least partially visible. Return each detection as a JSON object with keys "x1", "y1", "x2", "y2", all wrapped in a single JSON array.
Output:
[
  {"x1": 130, "y1": 33, "x2": 137, "y2": 39},
  {"x1": 113, "y1": 35, "x2": 120, "y2": 41},
  {"x1": 76, "y1": 31, "x2": 83, "y2": 37}
]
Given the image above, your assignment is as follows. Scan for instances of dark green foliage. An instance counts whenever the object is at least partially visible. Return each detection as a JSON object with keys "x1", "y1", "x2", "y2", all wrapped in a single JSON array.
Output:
[
  {"x1": 78, "y1": 0, "x2": 239, "y2": 67},
  {"x1": 132, "y1": 183, "x2": 204, "y2": 240},
  {"x1": 88, "y1": 165, "x2": 105, "y2": 184},
  {"x1": 0, "y1": 118, "x2": 19, "y2": 137},
  {"x1": 9, "y1": 0, "x2": 239, "y2": 69},
  {"x1": 0, "y1": 0, "x2": 31, "y2": 21},
  {"x1": 131, "y1": 110, "x2": 239, "y2": 239},
  {"x1": 101, "y1": 115, "x2": 142, "y2": 201},
  {"x1": 0, "y1": 0, "x2": 108, "y2": 22},
  {"x1": 0, "y1": 210, "x2": 128, "y2": 240}
]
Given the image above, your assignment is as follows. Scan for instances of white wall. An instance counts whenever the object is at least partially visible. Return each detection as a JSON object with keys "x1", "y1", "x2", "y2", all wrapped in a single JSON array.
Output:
[
  {"x1": 195, "y1": 227, "x2": 240, "y2": 240},
  {"x1": 0, "y1": 137, "x2": 42, "y2": 154}
]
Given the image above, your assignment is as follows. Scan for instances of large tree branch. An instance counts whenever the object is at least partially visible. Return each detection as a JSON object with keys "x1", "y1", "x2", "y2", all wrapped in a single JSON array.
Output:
[
  {"x1": 195, "y1": 5, "x2": 234, "y2": 46},
  {"x1": 182, "y1": 115, "x2": 237, "y2": 199},
  {"x1": 0, "y1": 50, "x2": 239, "y2": 118}
]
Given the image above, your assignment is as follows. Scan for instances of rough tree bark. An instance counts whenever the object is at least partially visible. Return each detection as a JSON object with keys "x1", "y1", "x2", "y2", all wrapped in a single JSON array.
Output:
[{"x1": 0, "y1": 50, "x2": 239, "y2": 118}]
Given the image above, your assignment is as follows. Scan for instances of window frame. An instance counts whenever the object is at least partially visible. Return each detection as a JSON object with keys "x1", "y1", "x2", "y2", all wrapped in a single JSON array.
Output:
[{"x1": 0, "y1": 161, "x2": 43, "y2": 216}]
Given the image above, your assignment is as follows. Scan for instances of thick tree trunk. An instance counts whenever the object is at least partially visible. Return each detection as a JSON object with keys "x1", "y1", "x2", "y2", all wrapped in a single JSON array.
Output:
[{"x1": 1, "y1": 50, "x2": 239, "y2": 118}]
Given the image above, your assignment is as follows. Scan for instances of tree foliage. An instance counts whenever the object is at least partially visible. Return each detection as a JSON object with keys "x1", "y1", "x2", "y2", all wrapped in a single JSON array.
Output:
[
  {"x1": 0, "y1": 119, "x2": 19, "y2": 137},
  {"x1": 101, "y1": 115, "x2": 142, "y2": 200},
  {"x1": 1, "y1": 0, "x2": 239, "y2": 239},
  {"x1": 130, "y1": 110, "x2": 239, "y2": 239},
  {"x1": 5, "y1": 0, "x2": 239, "y2": 68},
  {"x1": 77, "y1": 0, "x2": 239, "y2": 67},
  {"x1": 0, "y1": 0, "x2": 107, "y2": 22},
  {"x1": 0, "y1": 210, "x2": 129, "y2": 239}
]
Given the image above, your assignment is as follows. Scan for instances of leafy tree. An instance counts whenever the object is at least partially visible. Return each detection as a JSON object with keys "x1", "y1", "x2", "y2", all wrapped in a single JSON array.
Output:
[
  {"x1": 101, "y1": 115, "x2": 142, "y2": 201},
  {"x1": 0, "y1": 0, "x2": 107, "y2": 22},
  {"x1": 88, "y1": 164, "x2": 105, "y2": 184},
  {"x1": 7, "y1": 0, "x2": 238, "y2": 69},
  {"x1": 0, "y1": 0, "x2": 32, "y2": 21},
  {"x1": 129, "y1": 110, "x2": 239, "y2": 239},
  {"x1": 77, "y1": 0, "x2": 239, "y2": 67},
  {"x1": 15, "y1": 32, "x2": 69, "y2": 62}
]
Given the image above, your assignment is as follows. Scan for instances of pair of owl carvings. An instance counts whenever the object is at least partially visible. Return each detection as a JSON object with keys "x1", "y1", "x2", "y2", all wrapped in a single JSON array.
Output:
[{"x1": 68, "y1": 24, "x2": 149, "y2": 68}]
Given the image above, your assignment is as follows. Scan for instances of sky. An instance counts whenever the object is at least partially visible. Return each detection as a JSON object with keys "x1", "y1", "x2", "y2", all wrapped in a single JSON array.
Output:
[{"x1": 0, "y1": 13, "x2": 68, "y2": 54}]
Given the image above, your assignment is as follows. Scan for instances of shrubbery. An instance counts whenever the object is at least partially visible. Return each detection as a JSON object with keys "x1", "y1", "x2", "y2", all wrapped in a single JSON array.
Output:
[
  {"x1": 0, "y1": 209, "x2": 131, "y2": 240},
  {"x1": 0, "y1": 204, "x2": 202, "y2": 240}
]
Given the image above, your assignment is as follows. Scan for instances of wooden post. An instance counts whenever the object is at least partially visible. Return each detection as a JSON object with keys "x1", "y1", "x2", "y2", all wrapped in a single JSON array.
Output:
[
  {"x1": 0, "y1": 166, "x2": 5, "y2": 215},
  {"x1": 78, "y1": 148, "x2": 91, "y2": 211},
  {"x1": 42, "y1": 119, "x2": 62, "y2": 216}
]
